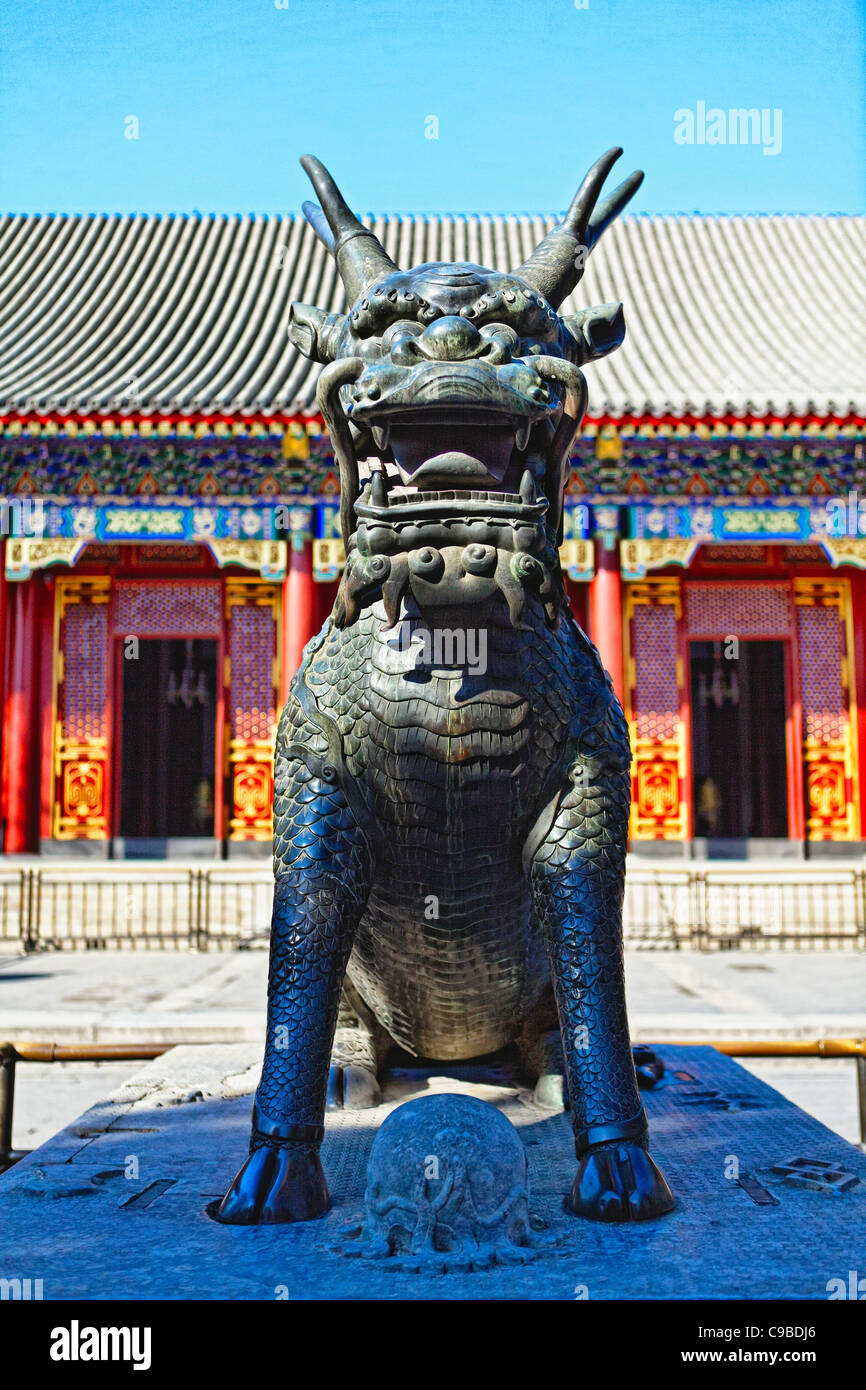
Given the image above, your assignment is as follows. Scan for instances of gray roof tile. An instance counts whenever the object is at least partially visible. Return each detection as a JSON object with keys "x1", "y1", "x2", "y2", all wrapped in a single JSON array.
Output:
[{"x1": 0, "y1": 212, "x2": 862, "y2": 419}]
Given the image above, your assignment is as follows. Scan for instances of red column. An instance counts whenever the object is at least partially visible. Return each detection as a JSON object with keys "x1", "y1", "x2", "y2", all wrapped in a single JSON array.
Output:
[
  {"x1": 589, "y1": 538, "x2": 624, "y2": 706},
  {"x1": 38, "y1": 577, "x2": 56, "y2": 844},
  {"x1": 564, "y1": 575, "x2": 589, "y2": 632},
  {"x1": 2, "y1": 579, "x2": 39, "y2": 852},
  {"x1": 0, "y1": 540, "x2": 7, "y2": 824},
  {"x1": 852, "y1": 571, "x2": 866, "y2": 842},
  {"x1": 281, "y1": 535, "x2": 318, "y2": 702}
]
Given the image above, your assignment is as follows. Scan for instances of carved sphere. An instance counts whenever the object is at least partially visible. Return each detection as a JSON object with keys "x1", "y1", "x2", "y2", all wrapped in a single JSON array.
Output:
[
  {"x1": 461, "y1": 543, "x2": 497, "y2": 576},
  {"x1": 364, "y1": 523, "x2": 401, "y2": 555},
  {"x1": 514, "y1": 525, "x2": 539, "y2": 552},
  {"x1": 511, "y1": 552, "x2": 543, "y2": 586},
  {"x1": 408, "y1": 547, "x2": 445, "y2": 580},
  {"x1": 356, "y1": 1094, "x2": 534, "y2": 1265}
]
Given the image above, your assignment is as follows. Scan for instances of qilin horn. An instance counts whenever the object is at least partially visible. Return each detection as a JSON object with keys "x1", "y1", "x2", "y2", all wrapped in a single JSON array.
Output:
[
  {"x1": 300, "y1": 155, "x2": 399, "y2": 304},
  {"x1": 513, "y1": 148, "x2": 644, "y2": 310}
]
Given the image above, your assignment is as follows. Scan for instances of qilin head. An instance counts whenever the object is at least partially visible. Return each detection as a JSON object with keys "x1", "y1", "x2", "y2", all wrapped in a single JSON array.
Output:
[{"x1": 289, "y1": 150, "x2": 642, "y2": 628}]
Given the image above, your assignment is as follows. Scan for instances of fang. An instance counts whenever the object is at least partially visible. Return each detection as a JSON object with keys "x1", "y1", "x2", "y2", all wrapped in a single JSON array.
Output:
[
  {"x1": 370, "y1": 469, "x2": 389, "y2": 507},
  {"x1": 372, "y1": 423, "x2": 391, "y2": 451}
]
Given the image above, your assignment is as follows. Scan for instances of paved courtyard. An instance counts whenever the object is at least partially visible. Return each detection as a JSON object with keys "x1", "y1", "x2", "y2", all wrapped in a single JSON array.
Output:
[
  {"x1": 1, "y1": 944, "x2": 864, "y2": 1149},
  {"x1": 2, "y1": 1044, "x2": 864, "y2": 1300}
]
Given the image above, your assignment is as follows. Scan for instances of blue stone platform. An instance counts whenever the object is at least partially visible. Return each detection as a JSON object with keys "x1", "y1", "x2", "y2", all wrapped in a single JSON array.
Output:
[{"x1": 0, "y1": 1044, "x2": 863, "y2": 1300}]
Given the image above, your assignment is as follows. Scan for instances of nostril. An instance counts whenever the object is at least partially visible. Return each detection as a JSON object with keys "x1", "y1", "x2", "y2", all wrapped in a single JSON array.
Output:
[
  {"x1": 480, "y1": 339, "x2": 512, "y2": 365},
  {"x1": 418, "y1": 315, "x2": 483, "y2": 360}
]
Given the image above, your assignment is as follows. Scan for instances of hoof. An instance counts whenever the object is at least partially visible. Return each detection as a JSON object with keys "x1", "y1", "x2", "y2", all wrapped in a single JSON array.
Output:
[
  {"x1": 327, "y1": 1063, "x2": 381, "y2": 1110},
  {"x1": 214, "y1": 1145, "x2": 331, "y2": 1225},
  {"x1": 533, "y1": 1072, "x2": 565, "y2": 1111},
  {"x1": 569, "y1": 1142, "x2": 675, "y2": 1223}
]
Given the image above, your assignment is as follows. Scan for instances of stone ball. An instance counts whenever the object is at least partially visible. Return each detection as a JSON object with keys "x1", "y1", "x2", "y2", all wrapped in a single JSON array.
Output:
[{"x1": 360, "y1": 1093, "x2": 533, "y2": 1260}]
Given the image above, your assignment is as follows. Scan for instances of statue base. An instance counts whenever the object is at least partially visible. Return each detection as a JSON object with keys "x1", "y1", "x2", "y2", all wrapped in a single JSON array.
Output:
[{"x1": 0, "y1": 1045, "x2": 863, "y2": 1299}]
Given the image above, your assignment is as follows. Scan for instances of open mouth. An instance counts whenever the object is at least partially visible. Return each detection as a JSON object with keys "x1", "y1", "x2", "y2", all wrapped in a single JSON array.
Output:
[
  {"x1": 317, "y1": 353, "x2": 587, "y2": 551},
  {"x1": 363, "y1": 410, "x2": 535, "y2": 489}
]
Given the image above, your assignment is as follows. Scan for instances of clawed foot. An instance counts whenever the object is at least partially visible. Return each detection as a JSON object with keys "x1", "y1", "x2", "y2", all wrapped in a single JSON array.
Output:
[
  {"x1": 326, "y1": 1062, "x2": 381, "y2": 1110},
  {"x1": 214, "y1": 1144, "x2": 331, "y2": 1225},
  {"x1": 569, "y1": 1141, "x2": 675, "y2": 1223}
]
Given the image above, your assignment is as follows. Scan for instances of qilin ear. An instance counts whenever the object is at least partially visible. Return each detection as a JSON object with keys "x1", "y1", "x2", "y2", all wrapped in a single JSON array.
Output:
[
  {"x1": 287, "y1": 303, "x2": 344, "y2": 364},
  {"x1": 562, "y1": 303, "x2": 626, "y2": 363}
]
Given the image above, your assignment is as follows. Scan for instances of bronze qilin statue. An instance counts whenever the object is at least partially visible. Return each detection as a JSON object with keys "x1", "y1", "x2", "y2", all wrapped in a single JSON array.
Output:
[{"x1": 218, "y1": 149, "x2": 675, "y2": 1227}]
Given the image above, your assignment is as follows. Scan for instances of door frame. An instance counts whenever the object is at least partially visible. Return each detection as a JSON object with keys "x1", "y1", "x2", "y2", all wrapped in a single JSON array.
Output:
[
  {"x1": 685, "y1": 632, "x2": 803, "y2": 843},
  {"x1": 109, "y1": 584, "x2": 226, "y2": 855}
]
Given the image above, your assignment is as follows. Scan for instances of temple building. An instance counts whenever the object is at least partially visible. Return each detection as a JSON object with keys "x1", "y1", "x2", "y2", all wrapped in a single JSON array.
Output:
[{"x1": 0, "y1": 209, "x2": 863, "y2": 858}]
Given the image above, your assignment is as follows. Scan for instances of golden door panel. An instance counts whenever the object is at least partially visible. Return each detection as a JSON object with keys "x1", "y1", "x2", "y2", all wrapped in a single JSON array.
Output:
[
  {"x1": 625, "y1": 579, "x2": 687, "y2": 839},
  {"x1": 53, "y1": 578, "x2": 111, "y2": 839},
  {"x1": 226, "y1": 581, "x2": 280, "y2": 840},
  {"x1": 795, "y1": 579, "x2": 859, "y2": 841}
]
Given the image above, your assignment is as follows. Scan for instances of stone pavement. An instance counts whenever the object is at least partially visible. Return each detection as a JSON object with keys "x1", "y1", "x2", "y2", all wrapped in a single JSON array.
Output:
[
  {"x1": 0, "y1": 1043, "x2": 864, "y2": 1300},
  {"x1": 2, "y1": 945, "x2": 865, "y2": 1149},
  {"x1": 2, "y1": 945, "x2": 864, "y2": 1044}
]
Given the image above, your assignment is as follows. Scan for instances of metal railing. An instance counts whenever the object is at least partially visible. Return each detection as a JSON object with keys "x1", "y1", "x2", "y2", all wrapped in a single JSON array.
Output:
[
  {"x1": 0, "y1": 862, "x2": 865, "y2": 950},
  {"x1": 623, "y1": 865, "x2": 866, "y2": 950},
  {"x1": 0, "y1": 1041, "x2": 170, "y2": 1171},
  {"x1": 1, "y1": 865, "x2": 274, "y2": 950},
  {"x1": 1, "y1": 1037, "x2": 864, "y2": 1172}
]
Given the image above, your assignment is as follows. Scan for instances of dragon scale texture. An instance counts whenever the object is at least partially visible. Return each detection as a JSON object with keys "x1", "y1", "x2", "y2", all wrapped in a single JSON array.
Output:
[{"x1": 301, "y1": 596, "x2": 615, "y2": 1061}]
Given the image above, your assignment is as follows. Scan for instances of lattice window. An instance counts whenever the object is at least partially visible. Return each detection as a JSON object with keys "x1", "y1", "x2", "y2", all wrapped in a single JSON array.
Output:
[
  {"x1": 784, "y1": 545, "x2": 826, "y2": 563},
  {"x1": 79, "y1": 544, "x2": 121, "y2": 563},
  {"x1": 113, "y1": 582, "x2": 222, "y2": 637},
  {"x1": 797, "y1": 604, "x2": 846, "y2": 743},
  {"x1": 631, "y1": 603, "x2": 679, "y2": 741},
  {"x1": 686, "y1": 582, "x2": 791, "y2": 638},
  {"x1": 700, "y1": 544, "x2": 768, "y2": 564},
  {"x1": 136, "y1": 544, "x2": 206, "y2": 564},
  {"x1": 61, "y1": 599, "x2": 108, "y2": 743},
  {"x1": 230, "y1": 602, "x2": 277, "y2": 740}
]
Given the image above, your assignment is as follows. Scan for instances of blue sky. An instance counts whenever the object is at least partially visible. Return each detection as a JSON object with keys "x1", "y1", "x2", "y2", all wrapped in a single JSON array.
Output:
[{"x1": 1, "y1": 0, "x2": 863, "y2": 215}]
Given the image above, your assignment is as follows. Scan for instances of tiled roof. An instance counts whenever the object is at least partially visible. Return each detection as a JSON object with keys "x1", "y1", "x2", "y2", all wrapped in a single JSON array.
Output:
[{"x1": 0, "y1": 212, "x2": 862, "y2": 420}]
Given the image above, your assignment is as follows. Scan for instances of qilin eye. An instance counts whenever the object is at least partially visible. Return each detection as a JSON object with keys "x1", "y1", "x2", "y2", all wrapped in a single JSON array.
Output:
[
  {"x1": 479, "y1": 322, "x2": 520, "y2": 350},
  {"x1": 478, "y1": 322, "x2": 521, "y2": 363},
  {"x1": 382, "y1": 320, "x2": 424, "y2": 360}
]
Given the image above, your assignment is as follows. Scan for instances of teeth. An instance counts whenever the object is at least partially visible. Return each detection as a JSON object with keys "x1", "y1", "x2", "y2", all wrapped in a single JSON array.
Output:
[
  {"x1": 370, "y1": 468, "x2": 389, "y2": 508},
  {"x1": 515, "y1": 420, "x2": 531, "y2": 452},
  {"x1": 519, "y1": 469, "x2": 536, "y2": 504},
  {"x1": 371, "y1": 423, "x2": 391, "y2": 452}
]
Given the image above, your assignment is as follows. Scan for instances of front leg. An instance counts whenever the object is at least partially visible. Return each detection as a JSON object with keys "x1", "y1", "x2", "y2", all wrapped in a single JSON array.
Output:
[
  {"x1": 216, "y1": 698, "x2": 372, "y2": 1225},
  {"x1": 530, "y1": 690, "x2": 674, "y2": 1223}
]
